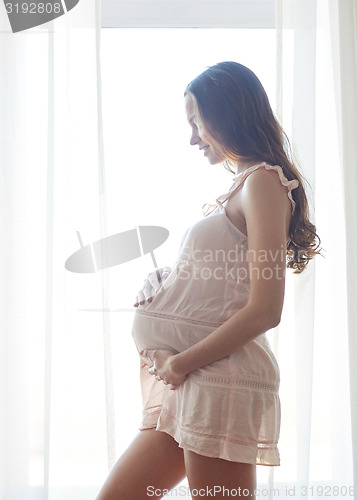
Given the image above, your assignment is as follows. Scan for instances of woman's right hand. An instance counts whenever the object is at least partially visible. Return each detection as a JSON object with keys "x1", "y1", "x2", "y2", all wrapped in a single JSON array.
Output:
[{"x1": 134, "y1": 266, "x2": 172, "y2": 307}]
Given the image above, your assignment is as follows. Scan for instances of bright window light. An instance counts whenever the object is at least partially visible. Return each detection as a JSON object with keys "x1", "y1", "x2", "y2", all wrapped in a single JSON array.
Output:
[{"x1": 98, "y1": 27, "x2": 276, "y2": 496}]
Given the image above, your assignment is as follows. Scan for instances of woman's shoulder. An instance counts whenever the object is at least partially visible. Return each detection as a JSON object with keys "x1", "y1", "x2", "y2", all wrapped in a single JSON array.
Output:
[{"x1": 238, "y1": 162, "x2": 299, "y2": 214}]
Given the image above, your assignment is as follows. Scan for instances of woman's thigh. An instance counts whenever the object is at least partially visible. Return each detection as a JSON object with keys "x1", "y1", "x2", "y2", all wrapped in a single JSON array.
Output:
[
  {"x1": 184, "y1": 449, "x2": 257, "y2": 500},
  {"x1": 96, "y1": 429, "x2": 186, "y2": 500}
]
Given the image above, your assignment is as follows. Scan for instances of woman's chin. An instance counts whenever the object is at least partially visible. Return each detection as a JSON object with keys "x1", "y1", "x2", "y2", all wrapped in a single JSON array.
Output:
[
  {"x1": 205, "y1": 150, "x2": 226, "y2": 165},
  {"x1": 208, "y1": 157, "x2": 224, "y2": 165}
]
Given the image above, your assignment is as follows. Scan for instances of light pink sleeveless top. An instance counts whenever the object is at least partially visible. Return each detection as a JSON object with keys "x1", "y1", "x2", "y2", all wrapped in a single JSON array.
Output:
[{"x1": 132, "y1": 162, "x2": 299, "y2": 354}]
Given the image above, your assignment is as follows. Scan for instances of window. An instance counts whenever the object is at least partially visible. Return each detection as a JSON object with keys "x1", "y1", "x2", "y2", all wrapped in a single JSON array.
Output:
[{"x1": 99, "y1": 27, "x2": 276, "y2": 496}]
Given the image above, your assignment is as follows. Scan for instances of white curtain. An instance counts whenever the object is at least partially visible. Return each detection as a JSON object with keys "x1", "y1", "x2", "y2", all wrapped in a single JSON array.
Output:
[
  {"x1": 0, "y1": 2, "x2": 113, "y2": 499},
  {"x1": 275, "y1": 0, "x2": 356, "y2": 497}
]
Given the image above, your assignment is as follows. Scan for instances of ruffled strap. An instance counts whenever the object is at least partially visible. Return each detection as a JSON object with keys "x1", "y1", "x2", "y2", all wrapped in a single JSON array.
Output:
[{"x1": 216, "y1": 162, "x2": 299, "y2": 214}]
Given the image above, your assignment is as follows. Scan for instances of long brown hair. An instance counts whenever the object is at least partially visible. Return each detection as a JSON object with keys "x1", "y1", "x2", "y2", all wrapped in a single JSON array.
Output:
[{"x1": 184, "y1": 61, "x2": 321, "y2": 273}]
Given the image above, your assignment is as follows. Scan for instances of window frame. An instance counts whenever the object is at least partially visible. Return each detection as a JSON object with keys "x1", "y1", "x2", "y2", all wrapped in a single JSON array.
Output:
[{"x1": 101, "y1": 0, "x2": 275, "y2": 29}]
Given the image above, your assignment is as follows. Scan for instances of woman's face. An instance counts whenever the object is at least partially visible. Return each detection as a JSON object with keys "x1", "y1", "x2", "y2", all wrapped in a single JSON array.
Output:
[{"x1": 184, "y1": 92, "x2": 226, "y2": 165}]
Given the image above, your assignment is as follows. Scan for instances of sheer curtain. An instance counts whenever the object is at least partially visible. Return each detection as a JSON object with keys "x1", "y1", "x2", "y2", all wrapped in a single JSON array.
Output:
[
  {"x1": 0, "y1": 1, "x2": 110, "y2": 499},
  {"x1": 275, "y1": 0, "x2": 356, "y2": 496}
]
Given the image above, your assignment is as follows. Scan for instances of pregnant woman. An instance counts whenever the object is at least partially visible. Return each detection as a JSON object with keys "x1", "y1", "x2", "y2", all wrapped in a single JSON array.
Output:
[{"x1": 96, "y1": 61, "x2": 321, "y2": 500}]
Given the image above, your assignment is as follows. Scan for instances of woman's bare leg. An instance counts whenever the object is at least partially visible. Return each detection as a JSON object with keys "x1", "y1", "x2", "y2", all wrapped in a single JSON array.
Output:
[
  {"x1": 184, "y1": 449, "x2": 256, "y2": 500},
  {"x1": 96, "y1": 429, "x2": 186, "y2": 500}
]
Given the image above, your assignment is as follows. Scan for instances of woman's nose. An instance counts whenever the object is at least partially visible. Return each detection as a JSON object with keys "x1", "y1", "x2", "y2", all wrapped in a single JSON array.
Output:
[{"x1": 190, "y1": 129, "x2": 200, "y2": 146}]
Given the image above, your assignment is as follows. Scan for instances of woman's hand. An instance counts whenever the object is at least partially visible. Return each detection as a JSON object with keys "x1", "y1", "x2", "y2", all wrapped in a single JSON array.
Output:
[
  {"x1": 139, "y1": 349, "x2": 187, "y2": 390},
  {"x1": 134, "y1": 267, "x2": 172, "y2": 307}
]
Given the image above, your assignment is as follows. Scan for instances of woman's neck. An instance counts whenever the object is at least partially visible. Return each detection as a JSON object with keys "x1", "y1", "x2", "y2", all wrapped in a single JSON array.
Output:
[{"x1": 234, "y1": 159, "x2": 264, "y2": 175}]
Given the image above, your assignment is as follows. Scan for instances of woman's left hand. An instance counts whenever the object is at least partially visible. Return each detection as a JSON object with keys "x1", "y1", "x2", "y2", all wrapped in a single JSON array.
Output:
[{"x1": 139, "y1": 349, "x2": 187, "y2": 390}]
